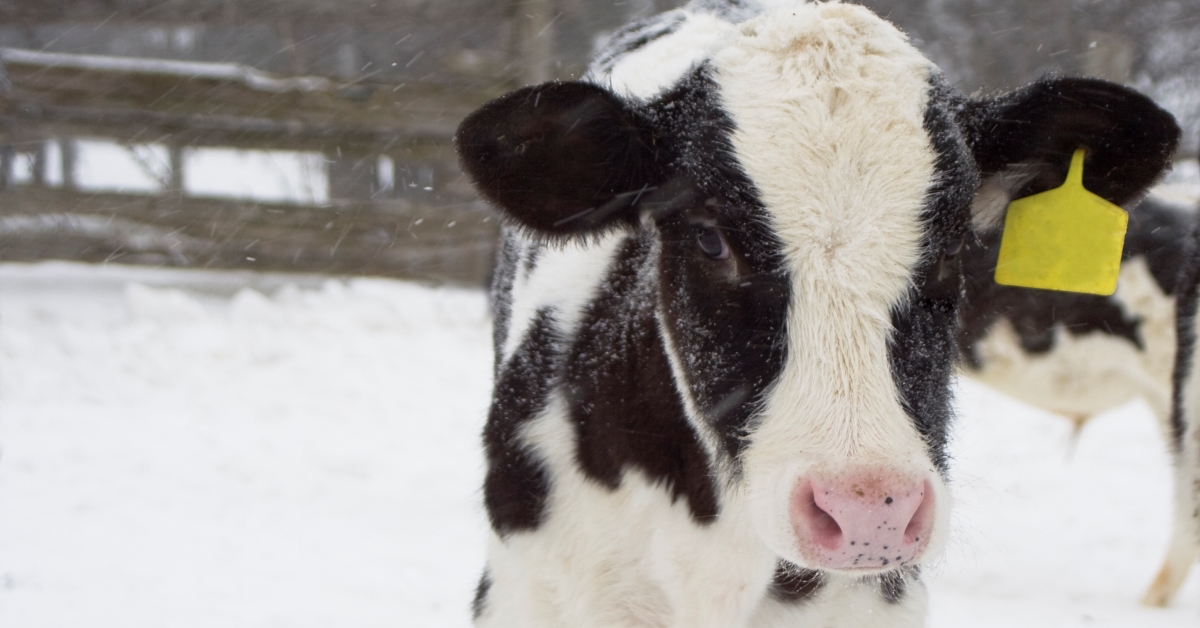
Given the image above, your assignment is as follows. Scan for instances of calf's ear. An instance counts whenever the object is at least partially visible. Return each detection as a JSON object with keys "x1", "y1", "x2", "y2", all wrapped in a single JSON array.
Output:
[
  {"x1": 455, "y1": 81, "x2": 661, "y2": 237},
  {"x1": 958, "y1": 76, "x2": 1180, "y2": 228}
]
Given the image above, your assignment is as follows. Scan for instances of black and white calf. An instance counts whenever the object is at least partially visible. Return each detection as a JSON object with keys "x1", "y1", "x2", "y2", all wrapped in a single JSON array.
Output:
[
  {"x1": 959, "y1": 189, "x2": 1200, "y2": 606},
  {"x1": 455, "y1": 1, "x2": 1181, "y2": 625}
]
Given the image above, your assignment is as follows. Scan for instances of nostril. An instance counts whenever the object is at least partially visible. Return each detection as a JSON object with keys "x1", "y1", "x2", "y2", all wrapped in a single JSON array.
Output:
[
  {"x1": 800, "y1": 484, "x2": 843, "y2": 549},
  {"x1": 902, "y1": 483, "x2": 933, "y2": 545}
]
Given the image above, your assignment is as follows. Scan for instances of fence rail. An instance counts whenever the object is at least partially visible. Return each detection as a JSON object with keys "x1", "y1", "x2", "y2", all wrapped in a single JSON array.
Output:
[{"x1": 1, "y1": 186, "x2": 499, "y2": 285}]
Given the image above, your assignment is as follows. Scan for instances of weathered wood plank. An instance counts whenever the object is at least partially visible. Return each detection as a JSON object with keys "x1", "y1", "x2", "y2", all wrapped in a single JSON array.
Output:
[
  {"x1": 0, "y1": 0, "x2": 509, "y2": 28},
  {"x1": 0, "y1": 186, "x2": 500, "y2": 285},
  {"x1": 1, "y1": 62, "x2": 506, "y2": 152}
]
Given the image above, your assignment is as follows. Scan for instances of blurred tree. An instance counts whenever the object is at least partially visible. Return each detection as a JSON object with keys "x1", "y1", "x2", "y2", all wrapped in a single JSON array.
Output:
[{"x1": 852, "y1": 0, "x2": 1200, "y2": 155}]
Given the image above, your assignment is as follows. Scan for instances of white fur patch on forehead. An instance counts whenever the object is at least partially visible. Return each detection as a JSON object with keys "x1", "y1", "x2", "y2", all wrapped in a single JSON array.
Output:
[
  {"x1": 713, "y1": 3, "x2": 935, "y2": 292},
  {"x1": 717, "y1": 4, "x2": 939, "y2": 464}
]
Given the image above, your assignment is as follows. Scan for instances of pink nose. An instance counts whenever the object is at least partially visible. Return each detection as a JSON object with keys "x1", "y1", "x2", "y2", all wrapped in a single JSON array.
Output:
[{"x1": 790, "y1": 471, "x2": 933, "y2": 570}]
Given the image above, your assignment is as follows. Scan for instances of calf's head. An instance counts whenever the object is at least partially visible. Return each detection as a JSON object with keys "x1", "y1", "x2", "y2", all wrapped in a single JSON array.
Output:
[{"x1": 457, "y1": 3, "x2": 1178, "y2": 573}]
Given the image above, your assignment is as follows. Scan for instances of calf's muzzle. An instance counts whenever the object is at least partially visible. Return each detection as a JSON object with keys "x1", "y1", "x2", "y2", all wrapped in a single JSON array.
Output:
[{"x1": 790, "y1": 469, "x2": 934, "y2": 571}]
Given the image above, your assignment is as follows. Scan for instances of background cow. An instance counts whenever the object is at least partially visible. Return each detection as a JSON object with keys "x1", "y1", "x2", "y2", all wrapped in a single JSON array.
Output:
[
  {"x1": 959, "y1": 188, "x2": 1200, "y2": 606},
  {"x1": 455, "y1": 1, "x2": 1181, "y2": 625}
]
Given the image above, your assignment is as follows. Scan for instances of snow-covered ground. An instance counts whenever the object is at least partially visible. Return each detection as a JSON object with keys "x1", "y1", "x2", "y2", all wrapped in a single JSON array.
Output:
[{"x1": 2, "y1": 261, "x2": 1200, "y2": 627}]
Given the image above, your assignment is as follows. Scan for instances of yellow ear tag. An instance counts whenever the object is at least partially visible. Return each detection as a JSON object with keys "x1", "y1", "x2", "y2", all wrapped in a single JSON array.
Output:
[{"x1": 994, "y1": 148, "x2": 1127, "y2": 296}]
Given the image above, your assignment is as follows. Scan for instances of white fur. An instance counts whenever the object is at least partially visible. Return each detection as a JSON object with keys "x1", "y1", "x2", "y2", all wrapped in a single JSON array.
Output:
[
  {"x1": 708, "y1": 3, "x2": 951, "y2": 569},
  {"x1": 599, "y1": 11, "x2": 736, "y2": 100},
  {"x1": 970, "y1": 167, "x2": 1039, "y2": 231},
  {"x1": 500, "y1": 233, "x2": 624, "y2": 365}
]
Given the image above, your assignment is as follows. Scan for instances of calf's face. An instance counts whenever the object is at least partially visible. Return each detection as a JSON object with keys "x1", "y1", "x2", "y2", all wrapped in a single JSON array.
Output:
[{"x1": 457, "y1": 4, "x2": 1178, "y2": 574}]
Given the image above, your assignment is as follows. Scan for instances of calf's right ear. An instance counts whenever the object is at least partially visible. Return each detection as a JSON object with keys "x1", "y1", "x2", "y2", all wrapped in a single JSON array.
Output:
[{"x1": 455, "y1": 81, "x2": 661, "y2": 237}]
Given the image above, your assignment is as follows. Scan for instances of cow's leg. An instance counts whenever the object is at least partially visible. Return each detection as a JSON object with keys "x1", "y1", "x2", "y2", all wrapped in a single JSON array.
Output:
[
  {"x1": 1142, "y1": 458, "x2": 1199, "y2": 606},
  {"x1": 749, "y1": 570, "x2": 926, "y2": 628},
  {"x1": 1140, "y1": 399, "x2": 1200, "y2": 607},
  {"x1": 1144, "y1": 256, "x2": 1200, "y2": 607},
  {"x1": 1056, "y1": 361, "x2": 1200, "y2": 609},
  {"x1": 1136, "y1": 371, "x2": 1200, "y2": 606},
  {"x1": 1110, "y1": 262, "x2": 1200, "y2": 607},
  {"x1": 1144, "y1": 299, "x2": 1200, "y2": 606}
]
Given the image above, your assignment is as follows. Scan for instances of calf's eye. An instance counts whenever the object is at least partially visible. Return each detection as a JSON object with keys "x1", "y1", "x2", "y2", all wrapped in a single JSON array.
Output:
[{"x1": 697, "y1": 227, "x2": 730, "y2": 260}]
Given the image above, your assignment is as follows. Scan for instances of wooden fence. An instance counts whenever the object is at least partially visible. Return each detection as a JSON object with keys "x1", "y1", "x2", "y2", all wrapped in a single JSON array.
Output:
[{"x1": 0, "y1": 0, "x2": 680, "y2": 285}]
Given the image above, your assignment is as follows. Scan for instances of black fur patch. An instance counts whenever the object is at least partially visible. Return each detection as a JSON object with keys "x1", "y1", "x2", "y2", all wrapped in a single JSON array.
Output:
[
  {"x1": 556, "y1": 68, "x2": 788, "y2": 520},
  {"x1": 886, "y1": 76, "x2": 979, "y2": 472},
  {"x1": 769, "y1": 561, "x2": 824, "y2": 604},
  {"x1": 1126, "y1": 197, "x2": 1196, "y2": 296},
  {"x1": 647, "y1": 68, "x2": 791, "y2": 466},
  {"x1": 564, "y1": 236, "x2": 720, "y2": 521},
  {"x1": 482, "y1": 308, "x2": 559, "y2": 536},
  {"x1": 1170, "y1": 218, "x2": 1200, "y2": 451},
  {"x1": 523, "y1": 240, "x2": 544, "y2": 281},
  {"x1": 471, "y1": 570, "x2": 491, "y2": 620},
  {"x1": 878, "y1": 568, "x2": 913, "y2": 604}
]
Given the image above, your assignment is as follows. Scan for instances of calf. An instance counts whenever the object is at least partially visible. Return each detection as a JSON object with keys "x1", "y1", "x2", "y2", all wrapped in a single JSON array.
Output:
[
  {"x1": 455, "y1": 2, "x2": 1181, "y2": 625},
  {"x1": 959, "y1": 189, "x2": 1200, "y2": 606}
]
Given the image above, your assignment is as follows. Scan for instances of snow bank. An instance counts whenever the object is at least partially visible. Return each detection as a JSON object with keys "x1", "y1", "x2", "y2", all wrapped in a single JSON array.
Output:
[
  {"x1": 1, "y1": 261, "x2": 1198, "y2": 627},
  {"x1": 0, "y1": 262, "x2": 492, "y2": 627}
]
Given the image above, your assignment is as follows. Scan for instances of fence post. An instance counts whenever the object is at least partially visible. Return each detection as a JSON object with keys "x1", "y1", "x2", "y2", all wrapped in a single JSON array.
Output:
[
  {"x1": 60, "y1": 139, "x2": 78, "y2": 191},
  {"x1": 31, "y1": 140, "x2": 47, "y2": 186},
  {"x1": 328, "y1": 151, "x2": 379, "y2": 201},
  {"x1": 0, "y1": 143, "x2": 13, "y2": 191},
  {"x1": 168, "y1": 142, "x2": 185, "y2": 195}
]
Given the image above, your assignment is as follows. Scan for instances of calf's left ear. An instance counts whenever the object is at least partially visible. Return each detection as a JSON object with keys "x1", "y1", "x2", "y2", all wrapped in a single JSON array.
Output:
[
  {"x1": 958, "y1": 76, "x2": 1180, "y2": 227},
  {"x1": 456, "y1": 81, "x2": 661, "y2": 237}
]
